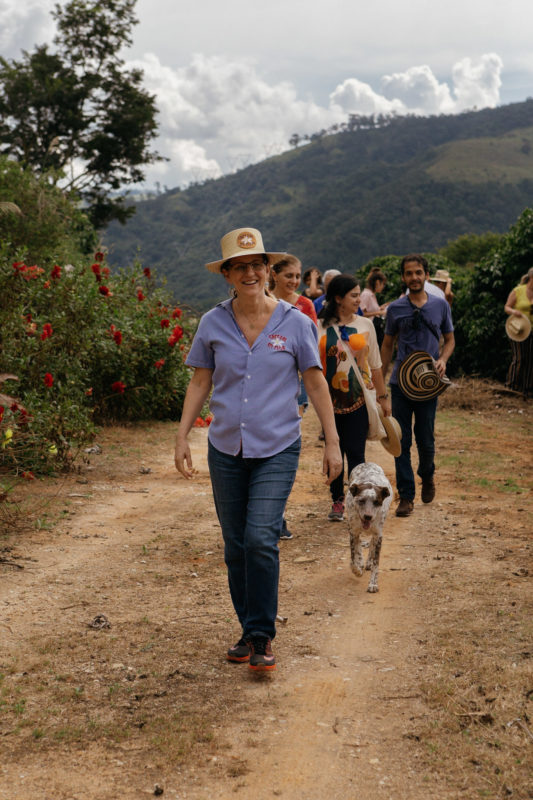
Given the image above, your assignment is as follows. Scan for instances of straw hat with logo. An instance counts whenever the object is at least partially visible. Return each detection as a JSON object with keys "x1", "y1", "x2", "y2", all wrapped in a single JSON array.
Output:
[
  {"x1": 397, "y1": 350, "x2": 451, "y2": 401},
  {"x1": 505, "y1": 314, "x2": 531, "y2": 342},
  {"x1": 206, "y1": 227, "x2": 287, "y2": 273},
  {"x1": 429, "y1": 269, "x2": 452, "y2": 285},
  {"x1": 378, "y1": 407, "x2": 402, "y2": 457}
]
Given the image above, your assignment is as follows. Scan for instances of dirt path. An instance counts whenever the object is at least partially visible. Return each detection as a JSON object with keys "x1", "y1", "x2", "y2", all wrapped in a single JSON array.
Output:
[{"x1": 1, "y1": 400, "x2": 531, "y2": 800}]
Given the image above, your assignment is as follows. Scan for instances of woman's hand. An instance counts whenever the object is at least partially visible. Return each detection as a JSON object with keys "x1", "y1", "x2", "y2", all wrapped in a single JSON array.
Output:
[
  {"x1": 378, "y1": 395, "x2": 392, "y2": 417},
  {"x1": 174, "y1": 436, "x2": 196, "y2": 479},
  {"x1": 323, "y1": 440, "x2": 343, "y2": 485}
]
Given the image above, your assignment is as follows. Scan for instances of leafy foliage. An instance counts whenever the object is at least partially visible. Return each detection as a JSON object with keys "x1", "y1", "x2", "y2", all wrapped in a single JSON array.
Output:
[
  {"x1": 0, "y1": 0, "x2": 161, "y2": 227},
  {"x1": 452, "y1": 208, "x2": 533, "y2": 379},
  {"x1": 0, "y1": 252, "x2": 196, "y2": 477},
  {"x1": 0, "y1": 156, "x2": 96, "y2": 265}
]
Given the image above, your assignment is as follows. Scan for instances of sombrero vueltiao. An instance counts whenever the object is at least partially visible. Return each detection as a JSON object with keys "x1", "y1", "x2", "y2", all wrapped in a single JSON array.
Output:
[
  {"x1": 378, "y1": 407, "x2": 402, "y2": 457},
  {"x1": 397, "y1": 350, "x2": 451, "y2": 401},
  {"x1": 505, "y1": 314, "x2": 531, "y2": 342}
]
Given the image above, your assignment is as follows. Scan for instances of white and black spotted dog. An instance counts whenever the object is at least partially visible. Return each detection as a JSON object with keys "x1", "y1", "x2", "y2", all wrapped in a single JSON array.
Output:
[{"x1": 345, "y1": 462, "x2": 392, "y2": 593}]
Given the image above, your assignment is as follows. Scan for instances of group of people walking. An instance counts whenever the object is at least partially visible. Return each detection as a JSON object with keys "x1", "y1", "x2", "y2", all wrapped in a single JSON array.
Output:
[{"x1": 174, "y1": 226, "x2": 529, "y2": 674}]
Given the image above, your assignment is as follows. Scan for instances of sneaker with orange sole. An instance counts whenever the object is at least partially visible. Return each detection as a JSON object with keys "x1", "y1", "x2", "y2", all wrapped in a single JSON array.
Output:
[{"x1": 248, "y1": 636, "x2": 276, "y2": 671}]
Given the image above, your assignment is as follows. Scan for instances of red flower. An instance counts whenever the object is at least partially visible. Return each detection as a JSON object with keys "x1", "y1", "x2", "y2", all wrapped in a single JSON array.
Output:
[
  {"x1": 10, "y1": 402, "x2": 18, "y2": 412},
  {"x1": 91, "y1": 263, "x2": 101, "y2": 275},
  {"x1": 111, "y1": 381, "x2": 125, "y2": 394},
  {"x1": 51, "y1": 265, "x2": 61, "y2": 280},
  {"x1": 43, "y1": 280, "x2": 51, "y2": 289},
  {"x1": 40, "y1": 323, "x2": 53, "y2": 341},
  {"x1": 154, "y1": 358, "x2": 165, "y2": 369},
  {"x1": 13, "y1": 262, "x2": 44, "y2": 280},
  {"x1": 94, "y1": 251, "x2": 105, "y2": 262},
  {"x1": 193, "y1": 417, "x2": 207, "y2": 428},
  {"x1": 143, "y1": 267, "x2": 151, "y2": 278},
  {"x1": 137, "y1": 290, "x2": 145, "y2": 301},
  {"x1": 172, "y1": 307, "x2": 182, "y2": 319},
  {"x1": 168, "y1": 324, "x2": 184, "y2": 346},
  {"x1": 85, "y1": 387, "x2": 93, "y2": 396},
  {"x1": 0, "y1": 406, "x2": 4, "y2": 423},
  {"x1": 113, "y1": 330, "x2": 122, "y2": 345},
  {"x1": 21, "y1": 471, "x2": 35, "y2": 481},
  {"x1": 44, "y1": 373, "x2": 54, "y2": 387},
  {"x1": 205, "y1": 414, "x2": 213, "y2": 426},
  {"x1": 102, "y1": 266, "x2": 110, "y2": 276},
  {"x1": 99, "y1": 285, "x2": 112, "y2": 297},
  {"x1": 25, "y1": 313, "x2": 32, "y2": 322},
  {"x1": 160, "y1": 318, "x2": 170, "y2": 328}
]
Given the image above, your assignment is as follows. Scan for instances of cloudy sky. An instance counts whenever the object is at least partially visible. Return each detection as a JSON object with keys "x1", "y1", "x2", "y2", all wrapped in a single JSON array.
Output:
[{"x1": 2, "y1": 0, "x2": 532, "y2": 189}]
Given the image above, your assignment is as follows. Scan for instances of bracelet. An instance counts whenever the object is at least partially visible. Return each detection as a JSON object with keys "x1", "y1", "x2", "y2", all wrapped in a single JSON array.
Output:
[{"x1": 377, "y1": 394, "x2": 388, "y2": 400}]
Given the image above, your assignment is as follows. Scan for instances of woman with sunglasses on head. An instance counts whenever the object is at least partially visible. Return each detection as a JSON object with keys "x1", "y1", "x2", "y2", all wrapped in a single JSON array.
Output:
[
  {"x1": 317, "y1": 274, "x2": 390, "y2": 522},
  {"x1": 174, "y1": 228, "x2": 342, "y2": 672}
]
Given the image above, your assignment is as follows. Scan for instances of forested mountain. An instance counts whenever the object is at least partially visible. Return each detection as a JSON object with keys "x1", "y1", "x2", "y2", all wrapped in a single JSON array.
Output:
[{"x1": 104, "y1": 99, "x2": 533, "y2": 309}]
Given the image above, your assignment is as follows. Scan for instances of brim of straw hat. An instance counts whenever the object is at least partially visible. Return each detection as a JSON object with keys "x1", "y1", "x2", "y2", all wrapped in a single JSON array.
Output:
[
  {"x1": 378, "y1": 407, "x2": 402, "y2": 457},
  {"x1": 397, "y1": 350, "x2": 451, "y2": 401},
  {"x1": 505, "y1": 314, "x2": 531, "y2": 342}
]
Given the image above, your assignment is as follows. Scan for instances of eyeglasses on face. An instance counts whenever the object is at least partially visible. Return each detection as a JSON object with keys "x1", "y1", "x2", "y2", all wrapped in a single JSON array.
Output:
[{"x1": 228, "y1": 261, "x2": 266, "y2": 274}]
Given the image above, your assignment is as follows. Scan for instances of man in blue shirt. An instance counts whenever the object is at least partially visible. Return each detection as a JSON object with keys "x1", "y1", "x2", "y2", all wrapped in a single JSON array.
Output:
[{"x1": 381, "y1": 254, "x2": 455, "y2": 517}]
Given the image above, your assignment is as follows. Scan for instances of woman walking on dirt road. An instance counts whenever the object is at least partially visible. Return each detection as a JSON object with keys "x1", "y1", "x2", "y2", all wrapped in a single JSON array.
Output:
[{"x1": 174, "y1": 227, "x2": 341, "y2": 672}]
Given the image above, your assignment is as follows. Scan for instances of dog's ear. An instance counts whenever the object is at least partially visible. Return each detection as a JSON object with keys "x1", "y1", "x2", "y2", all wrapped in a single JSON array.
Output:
[
  {"x1": 379, "y1": 486, "x2": 390, "y2": 502},
  {"x1": 349, "y1": 484, "x2": 361, "y2": 497}
]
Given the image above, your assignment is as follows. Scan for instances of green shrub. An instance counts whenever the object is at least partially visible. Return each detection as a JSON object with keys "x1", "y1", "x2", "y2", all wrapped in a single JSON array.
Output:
[
  {"x1": 0, "y1": 253, "x2": 196, "y2": 477},
  {"x1": 452, "y1": 208, "x2": 533, "y2": 379}
]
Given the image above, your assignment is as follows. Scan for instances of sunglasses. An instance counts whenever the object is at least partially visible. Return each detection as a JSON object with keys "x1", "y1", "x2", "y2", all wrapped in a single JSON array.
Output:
[{"x1": 228, "y1": 261, "x2": 266, "y2": 274}]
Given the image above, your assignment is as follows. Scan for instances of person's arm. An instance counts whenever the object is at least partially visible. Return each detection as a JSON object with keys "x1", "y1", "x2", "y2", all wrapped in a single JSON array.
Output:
[
  {"x1": 307, "y1": 269, "x2": 323, "y2": 299},
  {"x1": 434, "y1": 332, "x2": 455, "y2": 377},
  {"x1": 371, "y1": 367, "x2": 391, "y2": 416},
  {"x1": 301, "y1": 367, "x2": 342, "y2": 485},
  {"x1": 380, "y1": 333, "x2": 396, "y2": 383},
  {"x1": 504, "y1": 289, "x2": 522, "y2": 317},
  {"x1": 363, "y1": 308, "x2": 385, "y2": 318},
  {"x1": 174, "y1": 367, "x2": 213, "y2": 479}
]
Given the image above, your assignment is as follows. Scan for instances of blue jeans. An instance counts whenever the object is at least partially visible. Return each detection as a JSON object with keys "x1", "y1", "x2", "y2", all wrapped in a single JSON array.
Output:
[
  {"x1": 391, "y1": 384, "x2": 437, "y2": 501},
  {"x1": 207, "y1": 438, "x2": 301, "y2": 640}
]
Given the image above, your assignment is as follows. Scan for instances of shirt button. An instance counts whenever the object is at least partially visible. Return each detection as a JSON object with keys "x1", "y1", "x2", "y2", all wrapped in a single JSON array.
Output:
[
  {"x1": 249, "y1": 350, "x2": 252, "y2": 355},
  {"x1": 247, "y1": 375, "x2": 251, "y2": 379},
  {"x1": 241, "y1": 422, "x2": 246, "y2": 427},
  {"x1": 244, "y1": 398, "x2": 248, "y2": 402}
]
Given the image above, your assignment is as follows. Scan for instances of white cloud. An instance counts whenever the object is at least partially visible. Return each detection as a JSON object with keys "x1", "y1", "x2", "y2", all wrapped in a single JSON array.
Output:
[
  {"x1": 380, "y1": 65, "x2": 454, "y2": 115},
  {"x1": 0, "y1": 0, "x2": 54, "y2": 59},
  {"x1": 452, "y1": 53, "x2": 503, "y2": 111},
  {"x1": 134, "y1": 52, "x2": 503, "y2": 189},
  {"x1": 330, "y1": 78, "x2": 406, "y2": 115},
  {"x1": 133, "y1": 53, "x2": 345, "y2": 186}
]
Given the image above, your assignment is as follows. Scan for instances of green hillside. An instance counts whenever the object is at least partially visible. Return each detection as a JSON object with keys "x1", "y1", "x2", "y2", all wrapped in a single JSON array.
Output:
[{"x1": 103, "y1": 100, "x2": 533, "y2": 309}]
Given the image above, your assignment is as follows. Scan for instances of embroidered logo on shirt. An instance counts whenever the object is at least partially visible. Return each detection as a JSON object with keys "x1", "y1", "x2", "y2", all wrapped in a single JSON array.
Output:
[
  {"x1": 237, "y1": 231, "x2": 256, "y2": 249},
  {"x1": 268, "y1": 334, "x2": 287, "y2": 351}
]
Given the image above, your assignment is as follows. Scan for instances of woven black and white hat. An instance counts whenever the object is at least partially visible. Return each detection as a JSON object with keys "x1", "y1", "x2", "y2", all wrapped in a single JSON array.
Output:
[{"x1": 397, "y1": 350, "x2": 451, "y2": 401}]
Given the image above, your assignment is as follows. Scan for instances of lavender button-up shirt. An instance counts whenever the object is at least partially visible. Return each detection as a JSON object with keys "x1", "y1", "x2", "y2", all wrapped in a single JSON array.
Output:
[{"x1": 186, "y1": 299, "x2": 321, "y2": 458}]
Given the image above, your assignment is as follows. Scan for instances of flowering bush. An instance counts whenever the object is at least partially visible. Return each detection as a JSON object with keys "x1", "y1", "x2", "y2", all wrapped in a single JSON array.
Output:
[{"x1": 0, "y1": 252, "x2": 197, "y2": 476}]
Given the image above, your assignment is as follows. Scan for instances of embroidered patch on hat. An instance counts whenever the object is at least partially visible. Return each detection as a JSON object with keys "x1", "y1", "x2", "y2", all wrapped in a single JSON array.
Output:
[{"x1": 237, "y1": 231, "x2": 256, "y2": 249}]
